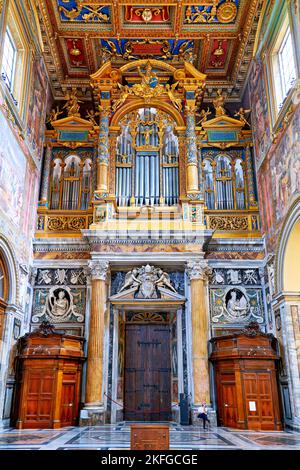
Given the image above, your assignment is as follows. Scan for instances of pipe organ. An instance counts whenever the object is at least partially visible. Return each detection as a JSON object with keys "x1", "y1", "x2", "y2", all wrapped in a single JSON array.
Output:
[{"x1": 116, "y1": 108, "x2": 179, "y2": 207}]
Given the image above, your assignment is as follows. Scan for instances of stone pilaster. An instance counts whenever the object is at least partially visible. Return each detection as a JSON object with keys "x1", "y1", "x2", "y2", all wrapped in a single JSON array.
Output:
[{"x1": 186, "y1": 260, "x2": 212, "y2": 405}]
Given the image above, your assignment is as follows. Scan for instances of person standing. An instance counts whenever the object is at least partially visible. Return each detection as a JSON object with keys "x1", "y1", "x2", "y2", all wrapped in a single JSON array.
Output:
[{"x1": 197, "y1": 402, "x2": 210, "y2": 430}]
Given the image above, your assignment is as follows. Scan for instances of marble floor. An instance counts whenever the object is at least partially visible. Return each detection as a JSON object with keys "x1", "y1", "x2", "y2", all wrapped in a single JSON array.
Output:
[{"x1": 0, "y1": 423, "x2": 300, "y2": 450}]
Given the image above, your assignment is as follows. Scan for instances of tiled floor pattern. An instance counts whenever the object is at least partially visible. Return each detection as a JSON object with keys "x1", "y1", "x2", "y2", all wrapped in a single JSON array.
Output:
[{"x1": 0, "y1": 423, "x2": 300, "y2": 450}]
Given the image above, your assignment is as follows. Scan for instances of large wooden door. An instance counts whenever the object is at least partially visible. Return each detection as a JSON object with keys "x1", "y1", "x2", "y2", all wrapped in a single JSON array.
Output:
[
  {"x1": 23, "y1": 370, "x2": 55, "y2": 428},
  {"x1": 243, "y1": 372, "x2": 276, "y2": 430},
  {"x1": 60, "y1": 382, "x2": 76, "y2": 426},
  {"x1": 124, "y1": 324, "x2": 172, "y2": 421}
]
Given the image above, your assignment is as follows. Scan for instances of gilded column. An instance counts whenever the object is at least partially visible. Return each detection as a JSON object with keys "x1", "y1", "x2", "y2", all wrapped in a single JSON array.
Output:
[
  {"x1": 85, "y1": 260, "x2": 109, "y2": 406},
  {"x1": 97, "y1": 106, "x2": 110, "y2": 194},
  {"x1": 186, "y1": 260, "x2": 212, "y2": 405},
  {"x1": 185, "y1": 107, "x2": 199, "y2": 194},
  {"x1": 245, "y1": 145, "x2": 258, "y2": 208},
  {"x1": 39, "y1": 145, "x2": 52, "y2": 205}
]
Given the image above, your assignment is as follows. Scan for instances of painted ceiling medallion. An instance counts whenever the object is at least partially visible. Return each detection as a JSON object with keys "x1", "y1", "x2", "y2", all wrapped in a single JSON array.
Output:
[{"x1": 217, "y1": 0, "x2": 238, "y2": 23}]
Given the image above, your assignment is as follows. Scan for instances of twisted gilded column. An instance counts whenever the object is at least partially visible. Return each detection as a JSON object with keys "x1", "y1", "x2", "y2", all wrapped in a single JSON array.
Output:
[
  {"x1": 185, "y1": 106, "x2": 199, "y2": 194},
  {"x1": 186, "y1": 260, "x2": 212, "y2": 404},
  {"x1": 40, "y1": 145, "x2": 52, "y2": 205},
  {"x1": 97, "y1": 106, "x2": 110, "y2": 194},
  {"x1": 85, "y1": 260, "x2": 109, "y2": 406}
]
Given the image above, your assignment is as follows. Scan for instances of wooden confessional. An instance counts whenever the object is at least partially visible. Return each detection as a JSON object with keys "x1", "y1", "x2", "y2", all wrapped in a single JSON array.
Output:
[
  {"x1": 210, "y1": 322, "x2": 283, "y2": 431},
  {"x1": 13, "y1": 322, "x2": 84, "y2": 429}
]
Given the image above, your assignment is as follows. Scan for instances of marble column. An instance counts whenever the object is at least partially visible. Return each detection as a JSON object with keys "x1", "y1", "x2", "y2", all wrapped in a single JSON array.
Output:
[
  {"x1": 97, "y1": 106, "x2": 110, "y2": 194},
  {"x1": 186, "y1": 260, "x2": 212, "y2": 405},
  {"x1": 40, "y1": 145, "x2": 52, "y2": 205},
  {"x1": 85, "y1": 260, "x2": 109, "y2": 406},
  {"x1": 185, "y1": 107, "x2": 199, "y2": 194}
]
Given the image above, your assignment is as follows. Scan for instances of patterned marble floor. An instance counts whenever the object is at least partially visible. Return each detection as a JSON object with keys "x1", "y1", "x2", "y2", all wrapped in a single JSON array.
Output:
[{"x1": 0, "y1": 423, "x2": 300, "y2": 450}]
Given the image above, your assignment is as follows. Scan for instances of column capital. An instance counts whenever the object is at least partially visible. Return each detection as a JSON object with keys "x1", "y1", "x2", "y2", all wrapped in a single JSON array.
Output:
[
  {"x1": 88, "y1": 260, "x2": 110, "y2": 281},
  {"x1": 186, "y1": 260, "x2": 212, "y2": 281}
]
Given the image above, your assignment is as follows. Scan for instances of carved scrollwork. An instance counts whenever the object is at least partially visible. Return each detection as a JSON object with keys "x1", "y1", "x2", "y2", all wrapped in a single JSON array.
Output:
[
  {"x1": 47, "y1": 216, "x2": 86, "y2": 231},
  {"x1": 209, "y1": 216, "x2": 249, "y2": 231}
]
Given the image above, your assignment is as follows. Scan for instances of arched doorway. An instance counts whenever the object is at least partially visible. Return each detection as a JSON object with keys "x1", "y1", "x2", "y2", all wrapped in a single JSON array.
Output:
[{"x1": 275, "y1": 198, "x2": 300, "y2": 430}]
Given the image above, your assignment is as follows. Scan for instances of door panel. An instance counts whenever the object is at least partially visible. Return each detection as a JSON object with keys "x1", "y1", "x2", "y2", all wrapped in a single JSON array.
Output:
[
  {"x1": 124, "y1": 324, "x2": 171, "y2": 421},
  {"x1": 60, "y1": 381, "x2": 76, "y2": 426},
  {"x1": 244, "y1": 372, "x2": 275, "y2": 430},
  {"x1": 221, "y1": 382, "x2": 237, "y2": 428}
]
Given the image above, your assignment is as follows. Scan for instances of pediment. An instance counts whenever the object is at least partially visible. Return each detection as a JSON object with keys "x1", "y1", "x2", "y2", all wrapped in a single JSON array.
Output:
[
  {"x1": 51, "y1": 116, "x2": 93, "y2": 131},
  {"x1": 110, "y1": 286, "x2": 185, "y2": 303},
  {"x1": 202, "y1": 115, "x2": 244, "y2": 130}
]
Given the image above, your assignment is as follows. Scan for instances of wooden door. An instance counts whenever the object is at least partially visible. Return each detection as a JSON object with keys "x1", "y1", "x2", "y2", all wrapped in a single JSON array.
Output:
[
  {"x1": 243, "y1": 372, "x2": 276, "y2": 430},
  {"x1": 124, "y1": 324, "x2": 171, "y2": 421},
  {"x1": 60, "y1": 382, "x2": 76, "y2": 426},
  {"x1": 23, "y1": 370, "x2": 55, "y2": 428},
  {"x1": 221, "y1": 380, "x2": 237, "y2": 428}
]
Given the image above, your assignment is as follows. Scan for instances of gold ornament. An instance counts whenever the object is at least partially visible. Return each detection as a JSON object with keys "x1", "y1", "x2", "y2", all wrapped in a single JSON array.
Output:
[
  {"x1": 217, "y1": 0, "x2": 238, "y2": 24},
  {"x1": 213, "y1": 89, "x2": 227, "y2": 116}
]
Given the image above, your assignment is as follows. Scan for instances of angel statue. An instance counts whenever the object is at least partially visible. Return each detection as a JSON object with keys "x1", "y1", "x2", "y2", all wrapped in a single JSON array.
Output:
[
  {"x1": 119, "y1": 269, "x2": 140, "y2": 293},
  {"x1": 112, "y1": 84, "x2": 130, "y2": 112},
  {"x1": 234, "y1": 107, "x2": 251, "y2": 127},
  {"x1": 47, "y1": 106, "x2": 63, "y2": 123},
  {"x1": 86, "y1": 109, "x2": 100, "y2": 126},
  {"x1": 63, "y1": 90, "x2": 83, "y2": 117},
  {"x1": 165, "y1": 83, "x2": 182, "y2": 111},
  {"x1": 196, "y1": 108, "x2": 212, "y2": 126},
  {"x1": 213, "y1": 89, "x2": 227, "y2": 116},
  {"x1": 156, "y1": 269, "x2": 177, "y2": 293}
]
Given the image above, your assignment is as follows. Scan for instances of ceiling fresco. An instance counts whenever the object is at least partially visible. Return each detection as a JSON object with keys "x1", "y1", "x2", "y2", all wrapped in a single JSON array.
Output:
[{"x1": 37, "y1": 0, "x2": 263, "y2": 101}]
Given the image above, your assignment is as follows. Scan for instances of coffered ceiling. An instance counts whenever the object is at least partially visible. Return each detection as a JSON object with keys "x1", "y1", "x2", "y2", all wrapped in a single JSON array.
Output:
[{"x1": 37, "y1": 0, "x2": 263, "y2": 102}]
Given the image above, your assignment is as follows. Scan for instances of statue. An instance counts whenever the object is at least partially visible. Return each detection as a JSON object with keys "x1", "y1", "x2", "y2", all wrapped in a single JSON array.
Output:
[
  {"x1": 86, "y1": 109, "x2": 99, "y2": 126},
  {"x1": 118, "y1": 265, "x2": 178, "y2": 299},
  {"x1": 165, "y1": 83, "x2": 182, "y2": 111},
  {"x1": 234, "y1": 107, "x2": 251, "y2": 127},
  {"x1": 62, "y1": 90, "x2": 83, "y2": 117},
  {"x1": 196, "y1": 108, "x2": 211, "y2": 126},
  {"x1": 112, "y1": 84, "x2": 130, "y2": 112},
  {"x1": 119, "y1": 269, "x2": 140, "y2": 293},
  {"x1": 47, "y1": 106, "x2": 63, "y2": 123},
  {"x1": 130, "y1": 62, "x2": 164, "y2": 102},
  {"x1": 156, "y1": 270, "x2": 177, "y2": 292},
  {"x1": 213, "y1": 89, "x2": 226, "y2": 116},
  {"x1": 226, "y1": 289, "x2": 249, "y2": 319},
  {"x1": 50, "y1": 290, "x2": 69, "y2": 317}
]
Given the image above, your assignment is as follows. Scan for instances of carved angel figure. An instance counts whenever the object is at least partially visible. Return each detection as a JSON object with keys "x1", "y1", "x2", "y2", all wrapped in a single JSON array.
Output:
[
  {"x1": 119, "y1": 269, "x2": 140, "y2": 293},
  {"x1": 196, "y1": 108, "x2": 211, "y2": 126},
  {"x1": 234, "y1": 107, "x2": 251, "y2": 127},
  {"x1": 156, "y1": 269, "x2": 177, "y2": 292},
  {"x1": 112, "y1": 84, "x2": 130, "y2": 112},
  {"x1": 86, "y1": 109, "x2": 99, "y2": 126},
  {"x1": 213, "y1": 89, "x2": 226, "y2": 116},
  {"x1": 165, "y1": 83, "x2": 182, "y2": 111},
  {"x1": 47, "y1": 106, "x2": 63, "y2": 123},
  {"x1": 63, "y1": 91, "x2": 83, "y2": 116}
]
